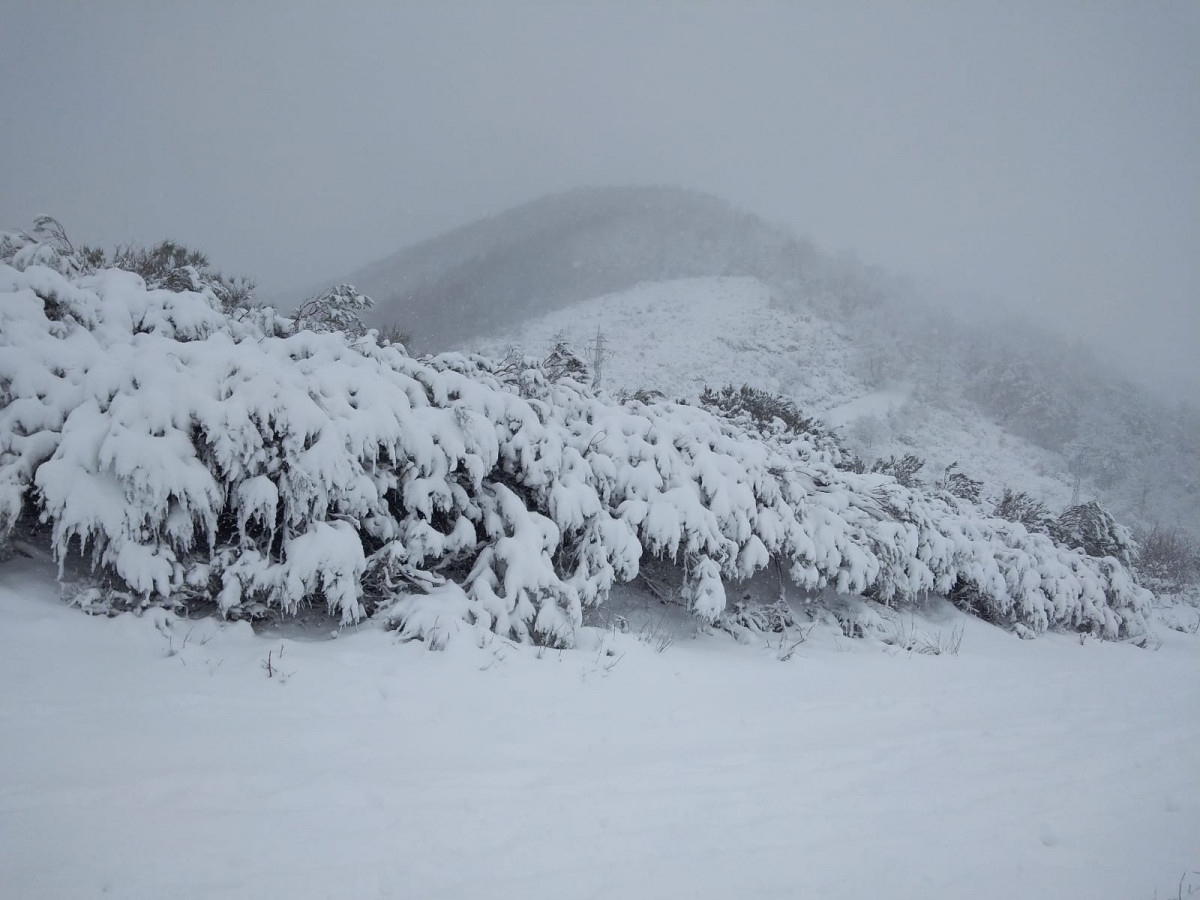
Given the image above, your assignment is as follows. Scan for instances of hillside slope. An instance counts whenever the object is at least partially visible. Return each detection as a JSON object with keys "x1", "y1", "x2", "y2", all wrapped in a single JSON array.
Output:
[
  {"x1": 325, "y1": 185, "x2": 1195, "y2": 552},
  {"x1": 468, "y1": 276, "x2": 1080, "y2": 514},
  {"x1": 332, "y1": 186, "x2": 836, "y2": 350}
]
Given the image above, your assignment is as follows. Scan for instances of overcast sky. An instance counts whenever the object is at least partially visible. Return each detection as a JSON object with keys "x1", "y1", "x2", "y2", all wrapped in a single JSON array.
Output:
[{"x1": 2, "y1": 1, "x2": 1197, "y2": 397}]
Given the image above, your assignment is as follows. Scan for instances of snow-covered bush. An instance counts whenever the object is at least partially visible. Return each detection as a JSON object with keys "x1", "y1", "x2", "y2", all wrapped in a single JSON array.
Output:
[
  {"x1": 0, "y1": 230, "x2": 1155, "y2": 645},
  {"x1": 869, "y1": 453, "x2": 925, "y2": 488},
  {"x1": 1134, "y1": 525, "x2": 1199, "y2": 596},
  {"x1": 291, "y1": 284, "x2": 374, "y2": 337},
  {"x1": 105, "y1": 239, "x2": 255, "y2": 311},
  {"x1": 699, "y1": 384, "x2": 843, "y2": 459},
  {"x1": 993, "y1": 488, "x2": 1052, "y2": 533},
  {"x1": 1, "y1": 217, "x2": 86, "y2": 277},
  {"x1": 1051, "y1": 501, "x2": 1138, "y2": 570},
  {"x1": 939, "y1": 462, "x2": 983, "y2": 503},
  {"x1": 718, "y1": 597, "x2": 795, "y2": 641}
]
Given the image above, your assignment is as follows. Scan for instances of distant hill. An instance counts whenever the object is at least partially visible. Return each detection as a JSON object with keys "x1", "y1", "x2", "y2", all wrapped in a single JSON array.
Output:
[
  {"x1": 468, "y1": 275, "x2": 1199, "y2": 561},
  {"x1": 333, "y1": 185, "x2": 859, "y2": 350},
  {"x1": 470, "y1": 275, "x2": 1079, "y2": 514},
  {"x1": 315, "y1": 185, "x2": 1197, "y2": 555}
]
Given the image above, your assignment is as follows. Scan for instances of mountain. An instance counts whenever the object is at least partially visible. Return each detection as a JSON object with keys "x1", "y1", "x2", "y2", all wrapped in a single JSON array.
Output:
[
  {"x1": 318, "y1": 186, "x2": 1197, "y2": 585},
  {"x1": 334, "y1": 185, "x2": 857, "y2": 350}
]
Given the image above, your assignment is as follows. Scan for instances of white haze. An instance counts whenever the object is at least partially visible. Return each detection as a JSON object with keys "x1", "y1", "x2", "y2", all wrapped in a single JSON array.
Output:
[{"x1": 1, "y1": 0, "x2": 1197, "y2": 398}]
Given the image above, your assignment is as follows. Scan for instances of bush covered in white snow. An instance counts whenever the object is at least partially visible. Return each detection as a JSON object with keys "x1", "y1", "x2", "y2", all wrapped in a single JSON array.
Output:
[{"x1": 0, "y1": 229, "x2": 1154, "y2": 645}]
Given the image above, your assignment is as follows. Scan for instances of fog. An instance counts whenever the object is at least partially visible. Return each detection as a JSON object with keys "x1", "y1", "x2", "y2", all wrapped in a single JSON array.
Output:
[{"x1": 2, "y1": 1, "x2": 1197, "y2": 397}]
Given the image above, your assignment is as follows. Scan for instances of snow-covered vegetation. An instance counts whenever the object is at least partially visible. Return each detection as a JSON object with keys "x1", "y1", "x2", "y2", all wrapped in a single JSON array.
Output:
[
  {"x1": 1, "y1": 225, "x2": 1157, "y2": 645},
  {"x1": 472, "y1": 274, "x2": 1199, "y2": 609},
  {"x1": 334, "y1": 186, "x2": 1193, "y2": 549}
]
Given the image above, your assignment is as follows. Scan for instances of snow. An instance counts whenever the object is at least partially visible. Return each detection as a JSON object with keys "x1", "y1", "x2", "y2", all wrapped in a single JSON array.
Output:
[
  {"x1": 3, "y1": 258, "x2": 1154, "y2": 642},
  {"x1": 822, "y1": 383, "x2": 912, "y2": 428},
  {"x1": 474, "y1": 276, "x2": 862, "y2": 408},
  {"x1": 1, "y1": 556, "x2": 1197, "y2": 900},
  {"x1": 1, "y1": 246, "x2": 1196, "y2": 899},
  {"x1": 468, "y1": 276, "x2": 1081, "y2": 511}
]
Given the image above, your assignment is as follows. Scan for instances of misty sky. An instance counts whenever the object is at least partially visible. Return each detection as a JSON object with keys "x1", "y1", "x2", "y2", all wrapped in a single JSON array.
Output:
[{"x1": 2, "y1": 1, "x2": 1197, "y2": 397}]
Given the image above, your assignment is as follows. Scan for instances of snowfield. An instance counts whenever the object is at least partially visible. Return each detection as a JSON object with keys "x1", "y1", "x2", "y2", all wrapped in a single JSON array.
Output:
[{"x1": 2, "y1": 557, "x2": 1196, "y2": 900}]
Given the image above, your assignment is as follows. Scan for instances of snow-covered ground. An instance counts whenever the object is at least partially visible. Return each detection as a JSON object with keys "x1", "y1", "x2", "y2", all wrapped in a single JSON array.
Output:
[
  {"x1": 469, "y1": 276, "x2": 1078, "y2": 509},
  {"x1": 473, "y1": 276, "x2": 863, "y2": 411},
  {"x1": 3, "y1": 556, "x2": 1197, "y2": 900},
  {"x1": 822, "y1": 383, "x2": 913, "y2": 429}
]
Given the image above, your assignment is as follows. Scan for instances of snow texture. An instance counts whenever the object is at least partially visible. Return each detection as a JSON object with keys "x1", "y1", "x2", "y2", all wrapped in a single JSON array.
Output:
[
  {"x1": 0, "y1": 248, "x2": 1153, "y2": 644},
  {"x1": 0, "y1": 558, "x2": 1196, "y2": 900},
  {"x1": 470, "y1": 276, "x2": 1082, "y2": 516}
]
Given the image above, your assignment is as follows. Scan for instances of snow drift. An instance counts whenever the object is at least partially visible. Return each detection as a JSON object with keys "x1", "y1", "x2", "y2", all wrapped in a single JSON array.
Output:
[{"x1": 0, "y1": 234, "x2": 1152, "y2": 645}]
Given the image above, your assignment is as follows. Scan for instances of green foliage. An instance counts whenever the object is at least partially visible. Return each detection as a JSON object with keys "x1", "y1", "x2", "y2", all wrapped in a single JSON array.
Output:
[
  {"x1": 843, "y1": 455, "x2": 868, "y2": 474},
  {"x1": 111, "y1": 239, "x2": 209, "y2": 281},
  {"x1": 76, "y1": 245, "x2": 107, "y2": 272}
]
